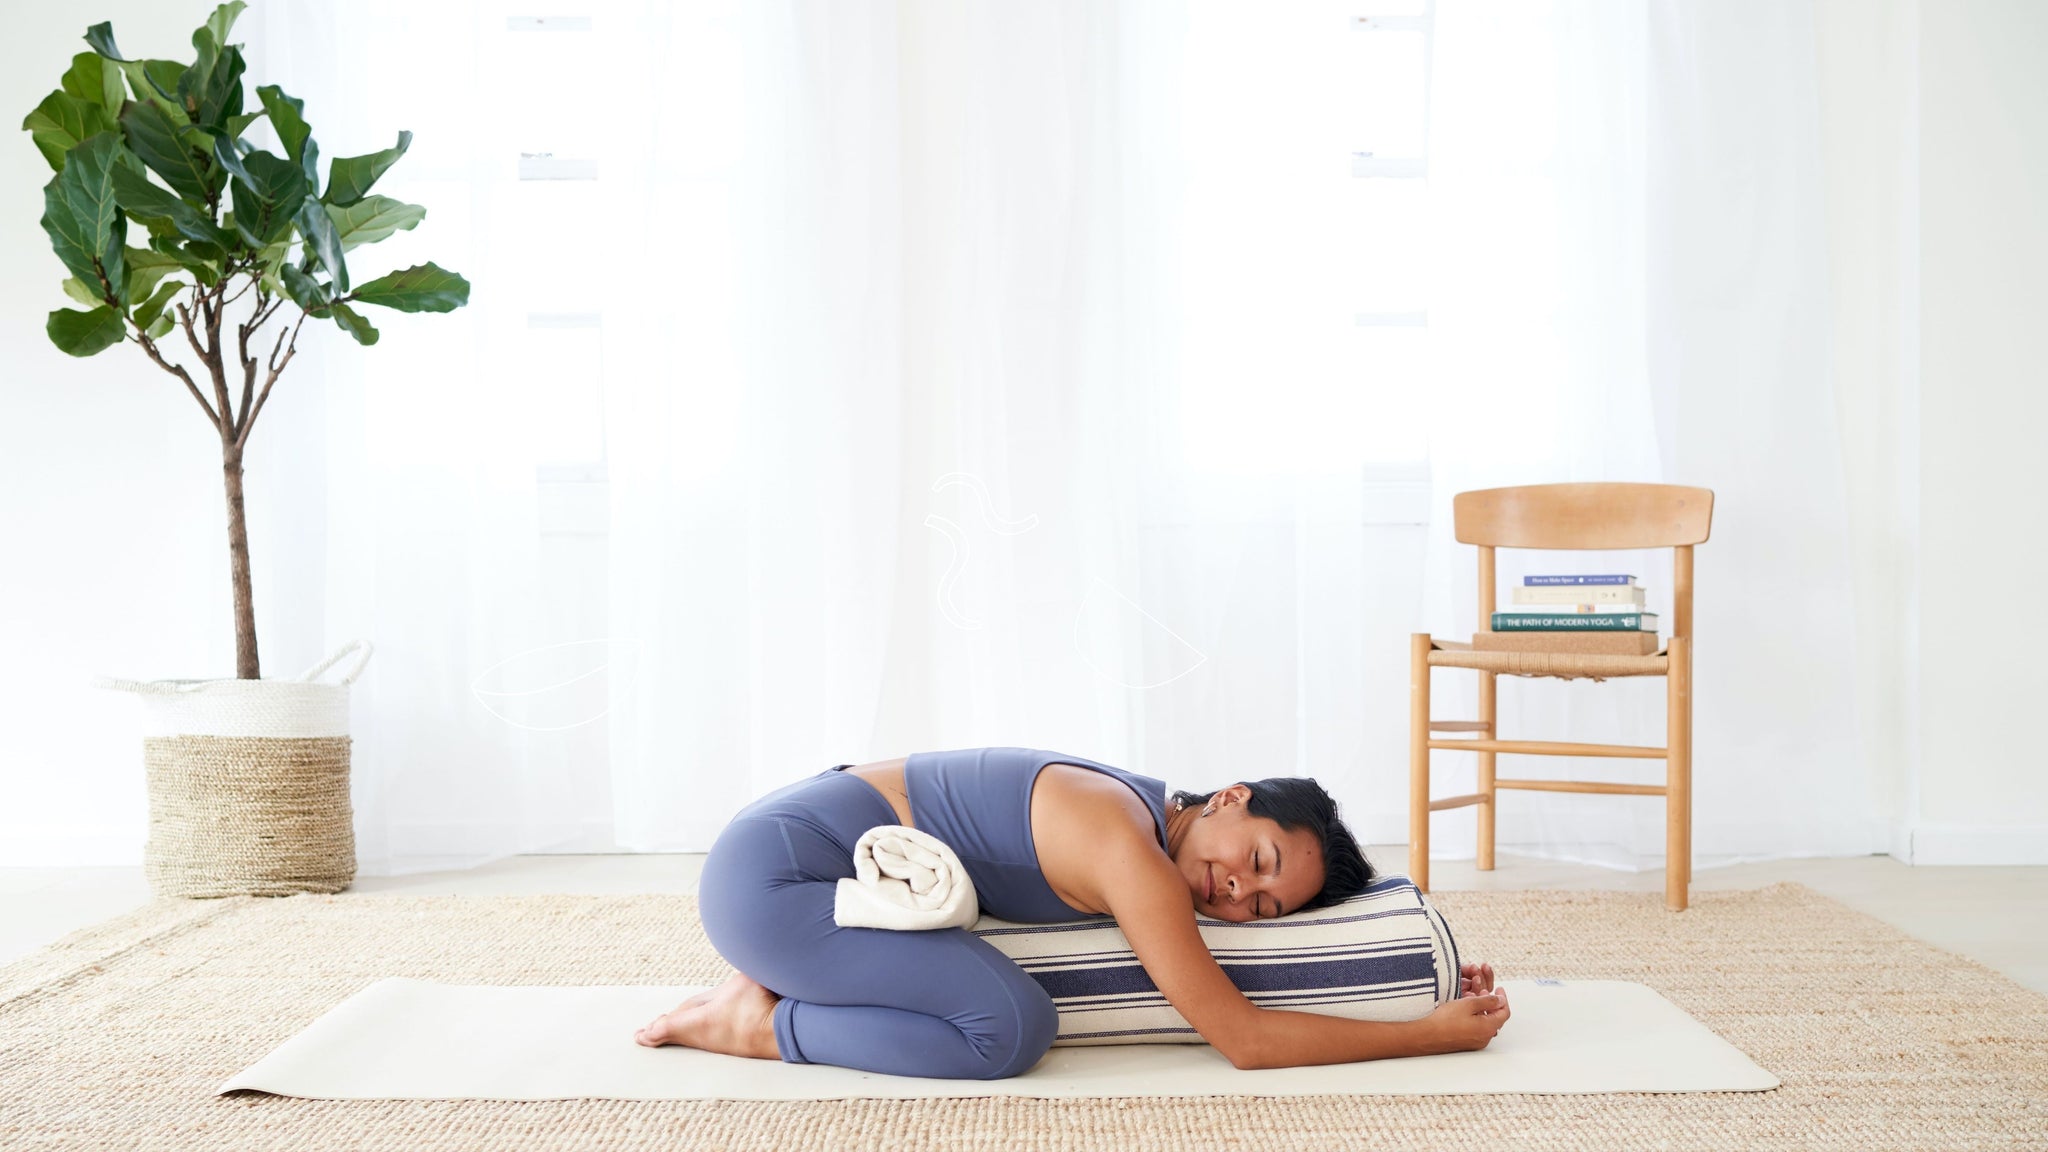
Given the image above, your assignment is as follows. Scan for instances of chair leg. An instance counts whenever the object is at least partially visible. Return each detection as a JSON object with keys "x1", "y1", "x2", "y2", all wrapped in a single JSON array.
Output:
[
  {"x1": 1665, "y1": 635, "x2": 1692, "y2": 912},
  {"x1": 1477, "y1": 670, "x2": 1497, "y2": 871},
  {"x1": 1409, "y1": 633, "x2": 1432, "y2": 892}
]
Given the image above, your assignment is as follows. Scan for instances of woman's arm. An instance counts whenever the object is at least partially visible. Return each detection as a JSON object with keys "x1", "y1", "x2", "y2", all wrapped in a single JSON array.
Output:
[{"x1": 1089, "y1": 824, "x2": 1510, "y2": 1070}]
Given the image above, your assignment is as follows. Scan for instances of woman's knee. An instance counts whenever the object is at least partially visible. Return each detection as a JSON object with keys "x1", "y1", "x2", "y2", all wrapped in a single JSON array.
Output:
[
  {"x1": 979, "y1": 977, "x2": 1059, "y2": 1080},
  {"x1": 695, "y1": 818, "x2": 800, "y2": 969}
]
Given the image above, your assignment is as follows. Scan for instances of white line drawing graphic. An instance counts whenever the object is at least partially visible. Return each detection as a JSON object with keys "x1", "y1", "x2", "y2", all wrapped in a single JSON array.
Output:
[
  {"x1": 924, "y1": 513, "x2": 982, "y2": 630},
  {"x1": 927, "y1": 472, "x2": 1040, "y2": 630},
  {"x1": 1072, "y1": 576, "x2": 1209, "y2": 690},
  {"x1": 470, "y1": 638, "x2": 632, "y2": 732},
  {"x1": 932, "y1": 471, "x2": 1041, "y2": 535}
]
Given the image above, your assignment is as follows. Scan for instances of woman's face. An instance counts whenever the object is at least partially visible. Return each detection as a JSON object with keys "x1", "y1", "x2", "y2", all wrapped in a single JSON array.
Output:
[{"x1": 1172, "y1": 784, "x2": 1325, "y2": 921}]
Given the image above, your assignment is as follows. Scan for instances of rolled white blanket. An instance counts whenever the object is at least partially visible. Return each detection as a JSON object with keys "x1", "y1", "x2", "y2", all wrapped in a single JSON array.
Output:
[{"x1": 833, "y1": 824, "x2": 981, "y2": 931}]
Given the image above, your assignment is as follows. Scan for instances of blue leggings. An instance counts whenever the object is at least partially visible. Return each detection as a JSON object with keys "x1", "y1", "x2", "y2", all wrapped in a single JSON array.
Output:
[{"x1": 696, "y1": 765, "x2": 1059, "y2": 1080}]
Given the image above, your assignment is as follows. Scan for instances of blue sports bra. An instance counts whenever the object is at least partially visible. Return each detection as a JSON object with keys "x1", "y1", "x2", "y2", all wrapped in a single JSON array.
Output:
[{"x1": 902, "y1": 746, "x2": 1168, "y2": 922}]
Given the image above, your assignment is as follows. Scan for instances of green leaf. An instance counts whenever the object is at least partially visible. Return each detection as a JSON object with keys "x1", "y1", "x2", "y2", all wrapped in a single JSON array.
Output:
[
  {"x1": 84, "y1": 23, "x2": 125, "y2": 61},
  {"x1": 256, "y1": 239, "x2": 291, "y2": 277},
  {"x1": 324, "y1": 131, "x2": 411, "y2": 206},
  {"x1": 256, "y1": 85, "x2": 310, "y2": 164},
  {"x1": 347, "y1": 262, "x2": 468, "y2": 313},
  {"x1": 61, "y1": 52, "x2": 126, "y2": 111},
  {"x1": 203, "y1": 2, "x2": 248, "y2": 50},
  {"x1": 180, "y1": 37, "x2": 245, "y2": 131},
  {"x1": 111, "y1": 163, "x2": 235, "y2": 250},
  {"x1": 294, "y1": 197, "x2": 348, "y2": 292},
  {"x1": 120, "y1": 60, "x2": 188, "y2": 118},
  {"x1": 132, "y1": 279, "x2": 186, "y2": 329},
  {"x1": 225, "y1": 110, "x2": 265, "y2": 139},
  {"x1": 325, "y1": 195, "x2": 425, "y2": 251},
  {"x1": 146, "y1": 312, "x2": 175, "y2": 339},
  {"x1": 212, "y1": 137, "x2": 251, "y2": 181},
  {"x1": 22, "y1": 91, "x2": 116, "y2": 171},
  {"x1": 219, "y1": 142, "x2": 307, "y2": 247},
  {"x1": 119, "y1": 98, "x2": 216, "y2": 203},
  {"x1": 148, "y1": 235, "x2": 223, "y2": 286},
  {"x1": 40, "y1": 132, "x2": 128, "y2": 307},
  {"x1": 122, "y1": 246, "x2": 184, "y2": 300},
  {"x1": 47, "y1": 305, "x2": 127, "y2": 356},
  {"x1": 60, "y1": 277, "x2": 100, "y2": 306},
  {"x1": 329, "y1": 302, "x2": 379, "y2": 345},
  {"x1": 280, "y1": 264, "x2": 331, "y2": 311}
]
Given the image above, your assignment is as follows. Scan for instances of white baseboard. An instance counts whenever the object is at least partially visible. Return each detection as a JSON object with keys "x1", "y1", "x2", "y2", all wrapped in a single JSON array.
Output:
[
  {"x1": 0, "y1": 827, "x2": 141, "y2": 867},
  {"x1": 1907, "y1": 824, "x2": 2048, "y2": 866},
  {"x1": 1889, "y1": 821, "x2": 1915, "y2": 864},
  {"x1": 10, "y1": 817, "x2": 2040, "y2": 867},
  {"x1": 1358, "y1": 807, "x2": 1899, "y2": 872},
  {"x1": 378, "y1": 819, "x2": 619, "y2": 859},
  {"x1": 0, "y1": 821, "x2": 617, "y2": 869}
]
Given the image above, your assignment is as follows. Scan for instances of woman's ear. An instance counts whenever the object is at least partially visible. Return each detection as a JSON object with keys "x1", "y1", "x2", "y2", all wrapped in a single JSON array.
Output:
[{"x1": 1218, "y1": 783, "x2": 1254, "y2": 809}]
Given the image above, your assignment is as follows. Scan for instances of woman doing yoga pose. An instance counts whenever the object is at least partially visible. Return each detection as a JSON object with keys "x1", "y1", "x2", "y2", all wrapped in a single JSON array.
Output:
[{"x1": 636, "y1": 747, "x2": 1509, "y2": 1078}]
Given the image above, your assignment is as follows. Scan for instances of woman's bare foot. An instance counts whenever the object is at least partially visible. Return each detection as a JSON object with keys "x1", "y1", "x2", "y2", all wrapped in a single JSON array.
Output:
[
  {"x1": 1459, "y1": 960, "x2": 1496, "y2": 998},
  {"x1": 635, "y1": 971, "x2": 782, "y2": 1059}
]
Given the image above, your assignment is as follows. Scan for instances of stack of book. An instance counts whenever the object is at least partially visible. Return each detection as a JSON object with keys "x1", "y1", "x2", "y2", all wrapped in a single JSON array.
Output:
[{"x1": 1474, "y1": 574, "x2": 1662, "y2": 655}]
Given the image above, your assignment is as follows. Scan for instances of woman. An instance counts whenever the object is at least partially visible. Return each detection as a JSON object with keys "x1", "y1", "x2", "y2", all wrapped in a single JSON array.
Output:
[{"x1": 636, "y1": 747, "x2": 1510, "y2": 1078}]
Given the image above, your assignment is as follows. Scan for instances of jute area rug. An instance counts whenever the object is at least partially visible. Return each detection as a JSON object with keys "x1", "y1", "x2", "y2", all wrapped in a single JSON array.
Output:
[{"x1": 1, "y1": 882, "x2": 2041, "y2": 1151}]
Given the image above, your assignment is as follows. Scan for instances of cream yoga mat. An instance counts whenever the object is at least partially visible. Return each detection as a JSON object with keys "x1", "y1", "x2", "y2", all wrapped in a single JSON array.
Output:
[{"x1": 218, "y1": 976, "x2": 1778, "y2": 1100}]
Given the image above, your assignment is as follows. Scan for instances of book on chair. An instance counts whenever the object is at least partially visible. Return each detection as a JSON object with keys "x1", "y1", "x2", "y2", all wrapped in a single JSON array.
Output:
[
  {"x1": 1491, "y1": 611, "x2": 1658, "y2": 631},
  {"x1": 1511, "y1": 584, "x2": 1647, "y2": 607},
  {"x1": 1523, "y1": 574, "x2": 1640, "y2": 586},
  {"x1": 1486, "y1": 574, "x2": 1661, "y2": 653}
]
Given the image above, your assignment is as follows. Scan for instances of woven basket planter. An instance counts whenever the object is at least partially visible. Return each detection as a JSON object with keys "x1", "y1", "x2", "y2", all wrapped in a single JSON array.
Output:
[{"x1": 95, "y1": 641, "x2": 373, "y2": 899}]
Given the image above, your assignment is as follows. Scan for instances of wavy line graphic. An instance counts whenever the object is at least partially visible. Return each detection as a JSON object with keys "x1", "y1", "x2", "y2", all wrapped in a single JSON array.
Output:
[
  {"x1": 931, "y1": 471, "x2": 1041, "y2": 534},
  {"x1": 470, "y1": 638, "x2": 634, "y2": 732},
  {"x1": 1072, "y1": 577, "x2": 1209, "y2": 690},
  {"x1": 924, "y1": 513, "x2": 982, "y2": 630},
  {"x1": 926, "y1": 472, "x2": 1041, "y2": 630}
]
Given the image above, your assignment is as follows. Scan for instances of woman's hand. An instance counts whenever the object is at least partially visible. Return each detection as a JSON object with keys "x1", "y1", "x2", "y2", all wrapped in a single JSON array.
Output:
[
  {"x1": 1458, "y1": 960, "x2": 1495, "y2": 998},
  {"x1": 1417, "y1": 988, "x2": 1511, "y2": 1054}
]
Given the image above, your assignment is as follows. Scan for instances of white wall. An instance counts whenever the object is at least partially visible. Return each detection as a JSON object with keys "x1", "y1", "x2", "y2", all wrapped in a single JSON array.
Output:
[
  {"x1": 1914, "y1": 0, "x2": 2048, "y2": 862},
  {"x1": 0, "y1": 2, "x2": 329, "y2": 864},
  {"x1": 1815, "y1": 0, "x2": 1923, "y2": 862},
  {"x1": 4, "y1": 1, "x2": 2045, "y2": 866}
]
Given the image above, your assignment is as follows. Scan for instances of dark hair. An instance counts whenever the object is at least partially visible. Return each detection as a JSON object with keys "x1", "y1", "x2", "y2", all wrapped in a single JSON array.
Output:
[{"x1": 1170, "y1": 777, "x2": 1373, "y2": 912}]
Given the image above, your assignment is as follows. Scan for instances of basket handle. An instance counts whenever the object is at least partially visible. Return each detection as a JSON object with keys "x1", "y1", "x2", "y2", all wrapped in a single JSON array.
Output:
[
  {"x1": 92, "y1": 641, "x2": 375, "y2": 693},
  {"x1": 89, "y1": 674, "x2": 208, "y2": 695},
  {"x1": 298, "y1": 640, "x2": 375, "y2": 686}
]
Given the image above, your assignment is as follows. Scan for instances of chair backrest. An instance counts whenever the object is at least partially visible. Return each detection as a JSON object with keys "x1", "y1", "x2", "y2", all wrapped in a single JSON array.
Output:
[
  {"x1": 1453, "y1": 483, "x2": 1712, "y2": 549},
  {"x1": 1453, "y1": 482, "x2": 1714, "y2": 640}
]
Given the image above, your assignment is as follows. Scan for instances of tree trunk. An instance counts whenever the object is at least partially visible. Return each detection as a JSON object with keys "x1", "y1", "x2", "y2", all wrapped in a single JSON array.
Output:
[{"x1": 222, "y1": 439, "x2": 261, "y2": 679}]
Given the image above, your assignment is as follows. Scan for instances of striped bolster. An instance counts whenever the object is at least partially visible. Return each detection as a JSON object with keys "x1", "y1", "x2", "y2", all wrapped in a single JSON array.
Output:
[{"x1": 970, "y1": 873, "x2": 1461, "y2": 1046}]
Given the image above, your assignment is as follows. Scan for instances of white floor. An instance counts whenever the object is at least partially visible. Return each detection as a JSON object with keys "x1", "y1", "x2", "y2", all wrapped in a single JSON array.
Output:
[{"x1": 4, "y1": 849, "x2": 2044, "y2": 996}]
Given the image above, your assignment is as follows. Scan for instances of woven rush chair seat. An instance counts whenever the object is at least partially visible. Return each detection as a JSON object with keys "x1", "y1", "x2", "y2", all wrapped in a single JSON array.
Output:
[{"x1": 1425, "y1": 638, "x2": 1670, "y2": 682}]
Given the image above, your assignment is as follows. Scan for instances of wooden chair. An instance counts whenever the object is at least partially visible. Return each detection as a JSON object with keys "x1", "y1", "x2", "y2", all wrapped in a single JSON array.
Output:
[{"x1": 1409, "y1": 482, "x2": 1713, "y2": 911}]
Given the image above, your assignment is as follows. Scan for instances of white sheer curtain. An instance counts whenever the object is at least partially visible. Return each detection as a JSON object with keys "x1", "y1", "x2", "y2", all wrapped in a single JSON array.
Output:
[
  {"x1": 251, "y1": 0, "x2": 1409, "y2": 870},
  {"x1": 252, "y1": 0, "x2": 1894, "y2": 874},
  {"x1": 248, "y1": 1, "x2": 593, "y2": 871},
  {"x1": 600, "y1": 0, "x2": 913, "y2": 849},
  {"x1": 602, "y1": 0, "x2": 1397, "y2": 850},
  {"x1": 1420, "y1": 0, "x2": 1887, "y2": 869}
]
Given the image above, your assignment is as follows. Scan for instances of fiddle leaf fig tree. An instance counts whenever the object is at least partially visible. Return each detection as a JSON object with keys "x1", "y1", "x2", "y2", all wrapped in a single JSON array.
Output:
[{"x1": 22, "y1": 2, "x2": 470, "y2": 679}]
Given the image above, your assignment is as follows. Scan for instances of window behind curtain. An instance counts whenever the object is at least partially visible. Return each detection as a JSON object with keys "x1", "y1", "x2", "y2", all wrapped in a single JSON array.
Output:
[{"x1": 1176, "y1": 0, "x2": 1433, "y2": 495}]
